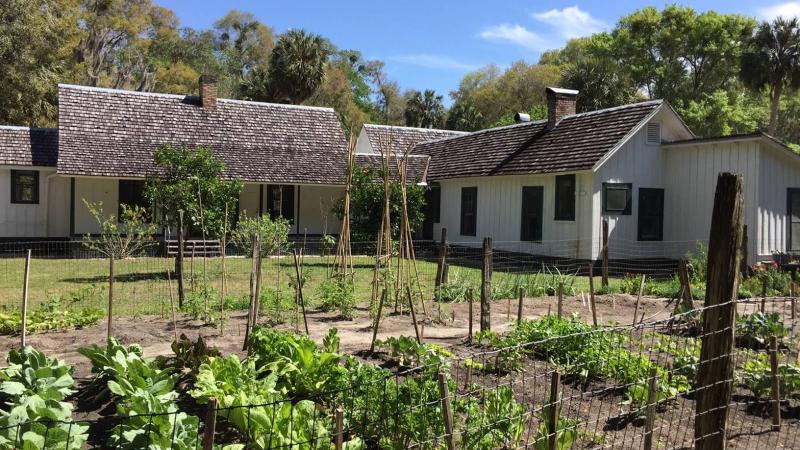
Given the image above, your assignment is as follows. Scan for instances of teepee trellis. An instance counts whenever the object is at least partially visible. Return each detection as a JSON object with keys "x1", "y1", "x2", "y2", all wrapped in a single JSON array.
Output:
[{"x1": 333, "y1": 134, "x2": 356, "y2": 281}]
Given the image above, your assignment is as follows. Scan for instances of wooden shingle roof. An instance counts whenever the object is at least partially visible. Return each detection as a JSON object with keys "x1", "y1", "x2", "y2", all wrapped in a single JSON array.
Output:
[
  {"x1": 354, "y1": 153, "x2": 430, "y2": 183},
  {"x1": 56, "y1": 84, "x2": 348, "y2": 184},
  {"x1": 0, "y1": 126, "x2": 58, "y2": 167},
  {"x1": 363, "y1": 124, "x2": 466, "y2": 154},
  {"x1": 417, "y1": 100, "x2": 663, "y2": 180}
]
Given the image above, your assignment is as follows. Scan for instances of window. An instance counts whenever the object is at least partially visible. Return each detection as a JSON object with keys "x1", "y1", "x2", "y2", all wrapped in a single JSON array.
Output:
[
  {"x1": 11, "y1": 170, "x2": 38, "y2": 204},
  {"x1": 603, "y1": 183, "x2": 632, "y2": 215},
  {"x1": 460, "y1": 187, "x2": 477, "y2": 236},
  {"x1": 554, "y1": 174, "x2": 575, "y2": 221},
  {"x1": 118, "y1": 180, "x2": 148, "y2": 219},
  {"x1": 426, "y1": 184, "x2": 441, "y2": 223},
  {"x1": 521, "y1": 186, "x2": 544, "y2": 241},
  {"x1": 646, "y1": 122, "x2": 661, "y2": 145},
  {"x1": 267, "y1": 185, "x2": 295, "y2": 223},
  {"x1": 638, "y1": 188, "x2": 664, "y2": 241}
]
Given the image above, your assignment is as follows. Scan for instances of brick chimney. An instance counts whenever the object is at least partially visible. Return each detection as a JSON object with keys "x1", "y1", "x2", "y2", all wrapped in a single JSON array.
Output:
[
  {"x1": 546, "y1": 87, "x2": 578, "y2": 128},
  {"x1": 199, "y1": 75, "x2": 217, "y2": 109}
]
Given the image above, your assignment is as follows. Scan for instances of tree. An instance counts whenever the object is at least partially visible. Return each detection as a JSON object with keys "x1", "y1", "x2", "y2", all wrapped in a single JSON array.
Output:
[
  {"x1": 262, "y1": 29, "x2": 329, "y2": 104},
  {"x1": 0, "y1": 0, "x2": 80, "y2": 127},
  {"x1": 214, "y1": 10, "x2": 273, "y2": 98},
  {"x1": 679, "y1": 90, "x2": 763, "y2": 137},
  {"x1": 335, "y1": 167, "x2": 426, "y2": 242},
  {"x1": 230, "y1": 215, "x2": 291, "y2": 257},
  {"x1": 82, "y1": 202, "x2": 156, "y2": 339},
  {"x1": 446, "y1": 101, "x2": 484, "y2": 131},
  {"x1": 404, "y1": 89, "x2": 445, "y2": 128},
  {"x1": 741, "y1": 17, "x2": 800, "y2": 134},
  {"x1": 562, "y1": 57, "x2": 638, "y2": 112}
]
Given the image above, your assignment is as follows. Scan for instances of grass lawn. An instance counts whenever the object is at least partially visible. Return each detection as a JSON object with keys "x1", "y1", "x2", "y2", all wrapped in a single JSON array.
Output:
[{"x1": 0, "y1": 254, "x2": 623, "y2": 317}]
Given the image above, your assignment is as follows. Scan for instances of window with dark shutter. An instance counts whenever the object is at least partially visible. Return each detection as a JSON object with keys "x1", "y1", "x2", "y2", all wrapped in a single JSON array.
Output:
[
  {"x1": 554, "y1": 174, "x2": 575, "y2": 221},
  {"x1": 637, "y1": 188, "x2": 664, "y2": 241},
  {"x1": 11, "y1": 170, "x2": 39, "y2": 204},
  {"x1": 603, "y1": 183, "x2": 632, "y2": 215},
  {"x1": 267, "y1": 185, "x2": 295, "y2": 224},
  {"x1": 521, "y1": 186, "x2": 543, "y2": 241},
  {"x1": 460, "y1": 187, "x2": 477, "y2": 236},
  {"x1": 428, "y1": 184, "x2": 441, "y2": 223},
  {"x1": 118, "y1": 180, "x2": 148, "y2": 219}
]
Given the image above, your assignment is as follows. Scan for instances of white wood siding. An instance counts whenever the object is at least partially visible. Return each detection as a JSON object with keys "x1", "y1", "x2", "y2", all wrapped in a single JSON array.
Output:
[
  {"x1": 355, "y1": 128, "x2": 374, "y2": 154},
  {"x1": 757, "y1": 146, "x2": 800, "y2": 259},
  {"x1": 73, "y1": 177, "x2": 118, "y2": 235},
  {"x1": 0, "y1": 168, "x2": 56, "y2": 238},
  {"x1": 435, "y1": 172, "x2": 593, "y2": 258},
  {"x1": 46, "y1": 175, "x2": 70, "y2": 237},
  {"x1": 296, "y1": 185, "x2": 343, "y2": 235},
  {"x1": 239, "y1": 184, "x2": 261, "y2": 218}
]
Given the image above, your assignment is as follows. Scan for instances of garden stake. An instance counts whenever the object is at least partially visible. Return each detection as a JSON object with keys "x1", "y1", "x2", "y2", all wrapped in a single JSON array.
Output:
[
  {"x1": 634, "y1": 273, "x2": 646, "y2": 326},
  {"x1": 770, "y1": 335, "x2": 781, "y2": 431},
  {"x1": 588, "y1": 264, "x2": 597, "y2": 326},
  {"x1": 406, "y1": 285, "x2": 422, "y2": 343},
  {"x1": 202, "y1": 398, "x2": 217, "y2": 450},
  {"x1": 370, "y1": 289, "x2": 388, "y2": 352},
  {"x1": 166, "y1": 269, "x2": 178, "y2": 341},
  {"x1": 335, "y1": 407, "x2": 344, "y2": 450},
  {"x1": 557, "y1": 282, "x2": 563, "y2": 318},
  {"x1": 20, "y1": 249, "x2": 31, "y2": 348},
  {"x1": 467, "y1": 288, "x2": 474, "y2": 343},
  {"x1": 243, "y1": 234, "x2": 260, "y2": 351},
  {"x1": 219, "y1": 202, "x2": 228, "y2": 336},
  {"x1": 548, "y1": 371, "x2": 561, "y2": 450},
  {"x1": 517, "y1": 288, "x2": 525, "y2": 323},
  {"x1": 643, "y1": 367, "x2": 658, "y2": 450},
  {"x1": 293, "y1": 249, "x2": 309, "y2": 335},
  {"x1": 437, "y1": 372, "x2": 455, "y2": 450}
]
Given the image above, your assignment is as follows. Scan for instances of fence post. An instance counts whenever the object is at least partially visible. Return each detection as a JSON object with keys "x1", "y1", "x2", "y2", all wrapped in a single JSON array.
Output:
[
  {"x1": 588, "y1": 264, "x2": 597, "y2": 326},
  {"x1": 467, "y1": 288, "x2": 474, "y2": 343},
  {"x1": 517, "y1": 288, "x2": 525, "y2": 323},
  {"x1": 695, "y1": 172, "x2": 744, "y2": 450},
  {"x1": 602, "y1": 218, "x2": 609, "y2": 288},
  {"x1": 176, "y1": 209, "x2": 185, "y2": 308},
  {"x1": 770, "y1": 335, "x2": 781, "y2": 431},
  {"x1": 547, "y1": 371, "x2": 561, "y2": 450},
  {"x1": 741, "y1": 224, "x2": 748, "y2": 276},
  {"x1": 335, "y1": 407, "x2": 344, "y2": 450},
  {"x1": 107, "y1": 256, "x2": 115, "y2": 340},
  {"x1": 634, "y1": 274, "x2": 646, "y2": 326},
  {"x1": 437, "y1": 372, "x2": 455, "y2": 450},
  {"x1": 202, "y1": 398, "x2": 217, "y2": 450},
  {"x1": 20, "y1": 249, "x2": 31, "y2": 348},
  {"x1": 480, "y1": 237, "x2": 492, "y2": 332},
  {"x1": 435, "y1": 228, "x2": 448, "y2": 292},
  {"x1": 557, "y1": 282, "x2": 564, "y2": 319},
  {"x1": 678, "y1": 259, "x2": 694, "y2": 311},
  {"x1": 761, "y1": 276, "x2": 768, "y2": 313},
  {"x1": 643, "y1": 367, "x2": 658, "y2": 450},
  {"x1": 243, "y1": 234, "x2": 260, "y2": 351}
]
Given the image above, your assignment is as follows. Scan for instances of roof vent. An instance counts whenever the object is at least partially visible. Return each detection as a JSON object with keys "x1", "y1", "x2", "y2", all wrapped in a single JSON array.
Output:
[
  {"x1": 646, "y1": 122, "x2": 661, "y2": 144},
  {"x1": 514, "y1": 112, "x2": 531, "y2": 123},
  {"x1": 546, "y1": 87, "x2": 578, "y2": 129},
  {"x1": 199, "y1": 75, "x2": 217, "y2": 109}
]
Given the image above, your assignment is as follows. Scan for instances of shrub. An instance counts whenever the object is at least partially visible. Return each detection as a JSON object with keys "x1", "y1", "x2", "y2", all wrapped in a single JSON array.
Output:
[{"x1": 318, "y1": 277, "x2": 357, "y2": 319}]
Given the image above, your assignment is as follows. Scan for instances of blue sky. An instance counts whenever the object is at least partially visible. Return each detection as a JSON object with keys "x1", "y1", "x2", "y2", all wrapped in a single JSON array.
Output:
[{"x1": 159, "y1": 0, "x2": 800, "y2": 103}]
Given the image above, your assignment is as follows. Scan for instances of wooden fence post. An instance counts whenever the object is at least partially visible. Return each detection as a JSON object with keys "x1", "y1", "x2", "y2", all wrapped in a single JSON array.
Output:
[
  {"x1": 176, "y1": 210, "x2": 185, "y2": 309},
  {"x1": 435, "y1": 228, "x2": 449, "y2": 292},
  {"x1": 438, "y1": 372, "x2": 455, "y2": 450},
  {"x1": 770, "y1": 335, "x2": 782, "y2": 431},
  {"x1": 643, "y1": 367, "x2": 658, "y2": 450},
  {"x1": 633, "y1": 274, "x2": 646, "y2": 326},
  {"x1": 517, "y1": 288, "x2": 525, "y2": 323},
  {"x1": 602, "y1": 218, "x2": 609, "y2": 288},
  {"x1": 588, "y1": 264, "x2": 597, "y2": 326},
  {"x1": 202, "y1": 398, "x2": 217, "y2": 450},
  {"x1": 243, "y1": 234, "x2": 261, "y2": 351},
  {"x1": 695, "y1": 172, "x2": 744, "y2": 450},
  {"x1": 678, "y1": 259, "x2": 694, "y2": 311},
  {"x1": 548, "y1": 371, "x2": 561, "y2": 450},
  {"x1": 20, "y1": 249, "x2": 31, "y2": 348},
  {"x1": 335, "y1": 407, "x2": 344, "y2": 450},
  {"x1": 480, "y1": 237, "x2": 492, "y2": 332},
  {"x1": 467, "y1": 288, "x2": 474, "y2": 343},
  {"x1": 557, "y1": 282, "x2": 564, "y2": 319}
]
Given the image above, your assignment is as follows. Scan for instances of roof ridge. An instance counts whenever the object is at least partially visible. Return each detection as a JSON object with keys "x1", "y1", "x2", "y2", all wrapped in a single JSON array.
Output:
[
  {"x1": 418, "y1": 119, "x2": 547, "y2": 147},
  {"x1": 364, "y1": 123, "x2": 468, "y2": 134},
  {"x1": 58, "y1": 83, "x2": 335, "y2": 113},
  {"x1": 561, "y1": 99, "x2": 663, "y2": 120},
  {"x1": 355, "y1": 152, "x2": 430, "y2": 158}
]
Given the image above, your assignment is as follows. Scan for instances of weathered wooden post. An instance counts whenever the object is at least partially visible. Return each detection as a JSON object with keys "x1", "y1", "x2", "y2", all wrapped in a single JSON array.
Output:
[
  {"x1": 438, "y1": 372, "x2": 455, "y2": 450},
  {"x1": 107, "y1": 256, "x2": 115, "y2": 339},
  {"x1": 678, "y1": 259, "x2": 694, "y2": 311},
  {"x1": 517, "y1": 288, "x2": 525, "y2": 323},
  {"x1": 769, "y1": 335, "x2": 781, "y2": 431},
  {"x1": 557, "y1": 282, "x2": 564, "y2": 319},
  {"x1": 406, "y1": 285, "x2": 422, "y2": 343},
  {"x1": 467, "y1": 288, "x2": 474, "y2": 342},
  {"x1": 741, "y1": 225, "x2": 748, "y2": 277},
  {"x1": 176, "y1": 210, "x2": 186, "y2": 308},
  {"x1": 480, "y1": 237, "x2": 492, "y2": 332},
  {"x1": 293, "y1": 249, "x2": 309, "y2": 334},
  {"x1": 695, "y1": 172, "x2": 744, "y2": 450},
  {"x1": 370, "y1": 289, "x2": 388, "y2": 352},
  {"x1": 643, "y1": 367, "x2": 659, "y2": 450},
  {"x1": 588, "y1": 264, "x2": 598, "y2": 326},
  {"x1": 548, "y1": 371, "x2": 561, "y2": 450},
  {"x1": 435, "y1": 228, "x2": 449, "y2": 292},
  {"x1": 335, "y1": 407, "x2": 344, "y2": 450},
  {"x1": 243, "y1": 234, "x2": 261, "y2": 351},
  {"x1": 633, "y1": 273, "x2": 646, "y2": 326},
  {"x1": 202, "y1": 398, "x2": 218, "y2": 450},
  {"x1": 602, "y1": 218, "x2": 609, "y2": 288},
  {"x1": 20, "y1": 249, "x2": 31, "y2": 348}
]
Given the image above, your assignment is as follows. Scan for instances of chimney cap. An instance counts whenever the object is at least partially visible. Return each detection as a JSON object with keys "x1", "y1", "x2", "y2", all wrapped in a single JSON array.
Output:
[
  {"x1": 514, "y1": 112, "x2": 531, "y2": 123},
  {"x1": 546, "y1": 87, "x2": 579, "y2": 97},
  {"x1": 200, "y1": 74, "x2": 218, "y2": 84}
]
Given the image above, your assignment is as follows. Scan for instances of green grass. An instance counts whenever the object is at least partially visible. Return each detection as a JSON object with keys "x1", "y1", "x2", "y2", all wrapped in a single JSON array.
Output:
[{"x1": 0, "y1": 255, "x2": 621, "y2": 318}]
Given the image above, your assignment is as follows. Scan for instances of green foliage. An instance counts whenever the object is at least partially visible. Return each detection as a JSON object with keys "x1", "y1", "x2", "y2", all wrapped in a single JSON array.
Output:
[
  {"x1": 145, "y1": 145, "x2": 243, "y2": 238},
  {"x1": 736, "y1": 312, "x2": 790, "y2": 348},
  {"x1": 318, "y1": 277, "x2": 357, "y2": 319},
  {"x1": 462, "y1": 386, "x2": 525, "y2": 449},
  {"x1": 0, "y1": 290, "x2": 103, "y2": 335},
  {"x1": 159, "y1": 334, "x2": 221, "y2": 380},
  {"x1": 110, "y1": 389, "x2": 201, "y2": 450},
  {"x1": 373, "y1": 336, "x2": 452, "y2": 368},
  {"x1": 230, "y1": 215, "x2": 291, "y2": 256},
  {"x1": 0, "y1": 347, "x2": 88, "y2": 449},
  {"x1": 445, "y1": 101, "x2": 484, "y2": 131},
  {"x1": 82, "y1": 201, "x2": 157, "y2": 259},
  {"x1": 265, "y1": 29, "x2": 330, "y2": 104},
  {"x1": 740, "y1": 353, "x2": 800, "y2": 397},
  {"x1": 404, "y1": 89, "x2": 445, "y2": 128},
  {"x1": 77, "y1": 337, "x2": 143, "y2": 397},
  {"x1": 532, "y1": 400, "x2": 578, "y2": 450}
]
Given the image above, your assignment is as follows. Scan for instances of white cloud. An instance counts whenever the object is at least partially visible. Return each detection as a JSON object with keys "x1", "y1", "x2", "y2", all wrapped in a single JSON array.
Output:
[
  {"x1": 391, "y1": 53, "x2": 478, "y2": 71},
  {"x1": 758, "y1": 2, "x2": 800, "y2": 20},
  {"x1": 532, "y1": 6, "x2": 607, "y2": 39},
  {"x1": 479, "y1": 24, "x2": 548, "y2": 51}
]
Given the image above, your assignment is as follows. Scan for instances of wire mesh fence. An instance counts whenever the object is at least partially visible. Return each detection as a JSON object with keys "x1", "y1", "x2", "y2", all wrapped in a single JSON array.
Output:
[{"x1": 1, "y1": 299, "x2": 798, "y2": 449}]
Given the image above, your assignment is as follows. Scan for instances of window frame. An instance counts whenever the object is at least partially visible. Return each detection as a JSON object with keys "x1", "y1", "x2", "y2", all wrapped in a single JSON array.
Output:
[
  {"x1": 460, "y1": 186, "x2": 477, "y2": 237},
  {"x1": 118, "y1": 179, "x2": 148, "y2": 220},
  {"x1": 602, "y1": 182, "x2": 632, "y2": 215},
  {"x1": 427, "y1": 184, "x2": 441, "y2": 223},
  {"x1": 10, "y1": 170, "x2": 39, "y2": 204},
  {"x1": 521, "y1": 186, "x2": 544, "y2": 242},
  {"x1": 637, "y1": 187, "x2": 664, "y2": 241},
  {"x1": 554, "y1": 174, "x2": 576, "y2": 221}
]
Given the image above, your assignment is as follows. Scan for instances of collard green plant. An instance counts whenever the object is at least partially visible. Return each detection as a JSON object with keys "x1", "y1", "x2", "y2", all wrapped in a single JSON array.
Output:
[
  {"x1": 462, "y1": 386, "x2": 525, "y2": 449},
  {"x1": 373, "y1": 335, "x2": 452, "y2": 369}
]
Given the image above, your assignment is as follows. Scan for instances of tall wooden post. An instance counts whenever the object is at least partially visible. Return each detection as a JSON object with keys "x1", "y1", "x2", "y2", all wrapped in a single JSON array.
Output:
[
  {"x1": 435, "y1": 228, "x2": 449, "y2": 293},
  {"x1": 467, "y1": 288, "x2": 474, "y2": 342},
  {"x1": 557, "y1": 282, "x2": 564, "y2": 318},
  {"x1": 20, "y1": 249, "x2": 31, "y2": 347},
  {"x1": 643, "y1": 367, "x2": 659, "y2": 450},
  {"x1": 601, "y1": 218, "x2": 609, "y2": 288},
  {"x1": 517, "y1": 288, "x2": 525, "y2": 323},
  {"x1": 243, "y1": 234, "x2": 260, "y2": 351},
  {"x1": 634, "y1": 274, "x2": 646, "y2": 326},
  {"x1": 678, "y1": 259, "x2": 694, "y2": 311},
  {"x1": 695, "y1": 173, "x2": 744, "y2": 450},
  {"x1": 588, "y1": 264, "x2": 598, "y2": 326},
  {"x1": 202, "y1": 398, "x2": 218, "y2": 450},
  {"x1": 438, "y1": 372, "x2": 455, "y2": 450},
  {"x1": 480, "y1": 237, "x2": 492, "y2": 332},
  {"x1": 335, "y1": 407, "x2": 344, "y2": 450},
  {"x1": 547, "y1": 372, "x2": 561, "y2": 450},
  {"x1": 741, "y1": 225, "x2": 749, "y2": 276},
  {"x1": 769, "y1": 335, "x2": 781, "y2": 431},
  {"x1": 107, "y1": 257, "x2": 115, "y2": 339},
  {"x1": 176, "y1": 210, "x2": 186, "y2": 309}
]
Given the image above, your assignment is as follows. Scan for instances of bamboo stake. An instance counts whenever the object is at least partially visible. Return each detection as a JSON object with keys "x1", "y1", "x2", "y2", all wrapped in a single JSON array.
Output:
[
  {"x1": 634, "y1": 273, "x2": 646, "y2": 326},
  {"x1": 588, "y1": 264, "x2": 597, "y2": 326},
  {"x1": 467, "y1": 288, "x2": 474, "y2": 343},
  {"x1": 517, "y1": 288, "x2": 525, "y2": 323},
  {"x1": 166, "y1": 269, "x2": 178, "y2": 341},
  {"x1": 219, "y1": 202, "x2": 228, "y2": 335},
  {"x1": 293, "y1": 249, "x2": 310, "y2": 334},
  {"x1": 370, "y1": 289, "x2": 388, "y2": 352},
  {"x1": 406, "y1": 285, "x2": 422, "y2": 343},
  {"x1": 770, "y1": 335, "x2": 782, "y2": 431},
  {"x1": 20, "y1": 249, "x2": 31, "y2": 348},
  {"x1": 557, "y1": 282, "x2": 563, "y2": 319}
]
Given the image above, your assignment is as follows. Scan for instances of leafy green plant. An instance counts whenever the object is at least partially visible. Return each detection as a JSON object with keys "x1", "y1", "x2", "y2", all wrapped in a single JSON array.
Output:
[
  {"x1": 736, "y1": 312, "x2": 790, "y2": 348},
  {"x1": 0, "y1": 292, "x2": 103, "y2": 335},
  {"x1": 230, "y1": 214, "x2": 291, "y2": 257},
  {"x1": 318, "y1": 277, "x2": 357, "y2": 319},
  {"x1": 156, "y1": 334, "x2": 221, "y2": 381},
  {"x1": 532, "y1": 399, "x2": 578, "y2": 450},
  {"x1": 740, "y1": 353, "x2": 800, "y2": 397},
  {"x1": 462, "y1": 386, "x2": 525, "y2": 449},
  {"x1": 110, "y1": 389, "x2": 201, "y2": 450},
  {"x1": 374, "y1": 336, "x2": 452, "y2": 368}
]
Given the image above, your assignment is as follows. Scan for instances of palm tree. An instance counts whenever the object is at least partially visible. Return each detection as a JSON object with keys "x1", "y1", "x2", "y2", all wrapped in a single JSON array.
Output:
[
  {"x1": 404, "y1": 89, "x2": 445, "y2": 128},
  {"x1": 740, "y1": 17, "x2": 800, "y2": 134},
  {"x1": 266, "y1": 29, "x2": 329, "y2": 104}
]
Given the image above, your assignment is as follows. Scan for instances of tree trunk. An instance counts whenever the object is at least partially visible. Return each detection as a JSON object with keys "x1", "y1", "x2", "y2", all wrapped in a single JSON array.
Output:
[
  {"x1": 107, "y1": 257, "x2": 115, "y2": 340},
  {"x1": 768, "y1": 82, "x2": 782, "y2": 135}
]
